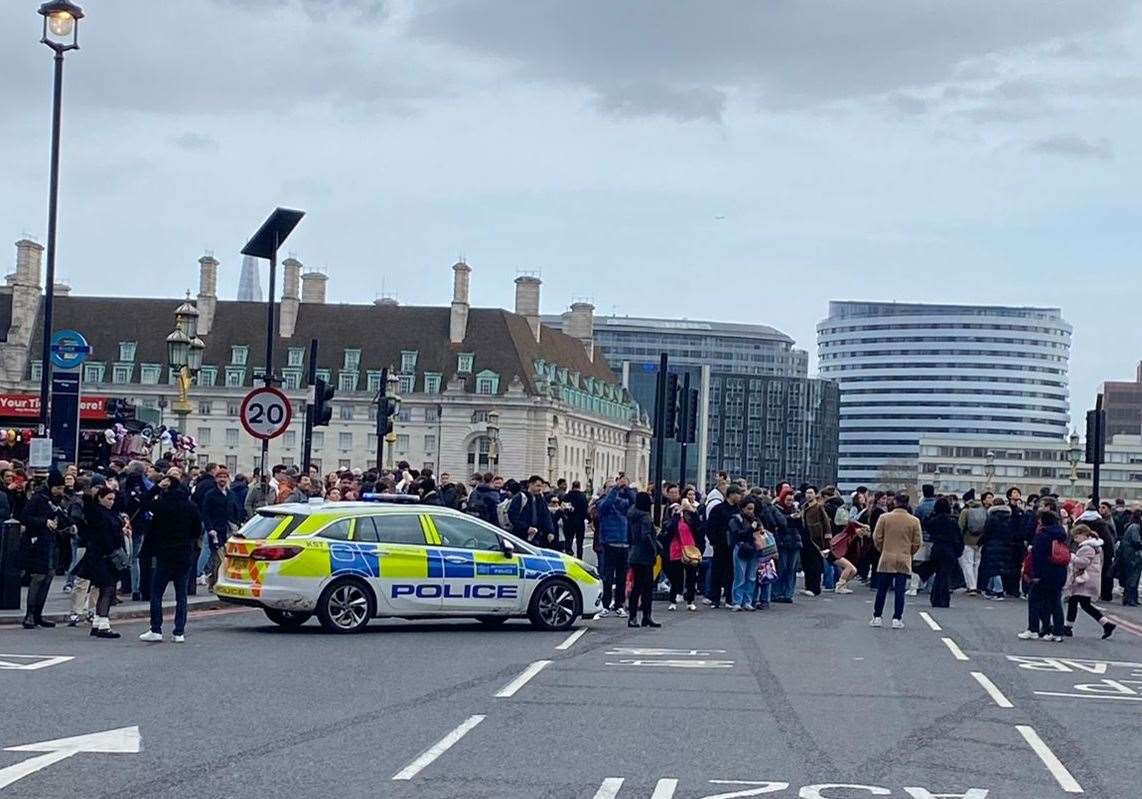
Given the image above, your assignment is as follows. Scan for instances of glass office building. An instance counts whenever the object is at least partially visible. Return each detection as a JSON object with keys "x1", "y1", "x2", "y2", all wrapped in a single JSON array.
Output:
[{"x1": 818, "y1": 301, "x2": 1072, "y2": 491}]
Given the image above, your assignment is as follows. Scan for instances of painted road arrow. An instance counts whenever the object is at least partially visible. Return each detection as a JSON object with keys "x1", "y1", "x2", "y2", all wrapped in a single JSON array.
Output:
[{"x1": 0, "y1": 726, "x2": 140, "y2": 791}]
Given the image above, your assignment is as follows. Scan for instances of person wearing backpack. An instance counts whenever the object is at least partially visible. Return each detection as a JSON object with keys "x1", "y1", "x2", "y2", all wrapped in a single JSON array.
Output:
[
  {"x1": 1019, "y1": 509, "x2": 1068, "y2": 641},
  {"x1": 957, "y1": 490, "x2": 990, "y2": 594}
]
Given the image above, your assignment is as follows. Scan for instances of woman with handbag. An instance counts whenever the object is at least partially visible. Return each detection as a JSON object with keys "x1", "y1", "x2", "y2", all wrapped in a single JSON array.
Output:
[
  {"x1": 74, "y1": 487, "x2": 128, "y2": 639},
  {"x1": 1018, "y1": 510, "x2": 1068, "y2": 642},
  {"x1": 730, "y1": 498, "x2": 760, "y2": 610},
  {"x1": 663, "y1": 499, "x2": 703, "y2": 611}
]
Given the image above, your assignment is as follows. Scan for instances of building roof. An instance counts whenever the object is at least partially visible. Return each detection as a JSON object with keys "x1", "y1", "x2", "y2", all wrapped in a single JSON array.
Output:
[
  {"x1": 825, "y1": 300, "x2": 1066, "y2": 322},
  {"x1": 24, "y1": 296, "x2": 618, "y2": 395},
  {"x1": 542, "y1": 313, "x2": 794, "y2": 344}
]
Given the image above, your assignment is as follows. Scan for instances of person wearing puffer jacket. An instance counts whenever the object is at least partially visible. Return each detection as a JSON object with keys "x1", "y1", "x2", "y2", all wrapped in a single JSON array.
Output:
[
  {"x1": 1019, "y1": 510, "x2": 1067, "y2": 641},
  {"x1": 1062, "y1": 524, "x2": 1115, "y2": 639}
]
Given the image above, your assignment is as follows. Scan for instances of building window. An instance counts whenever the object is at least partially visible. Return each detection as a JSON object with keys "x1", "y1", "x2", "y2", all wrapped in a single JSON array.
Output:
[
  {"x1": 366, "y1": 371, "x2": 383, "y2": 393},
  {"x1": 230, "y1": 346, "x2": 248, "y2": 366},
  {"x1": 338, "y1": 459, "x2": 352, "y2": 470},
  {"x1": 424, "y1": 372, "x2": 441, "y2": 394},
  {"x1": 284, "y1": 430, "x2": 297, "y2": 448},
  {"x1": 283, "y1": 370, "x2": 302, "y2": 390},
  {"x1": 313, "y1": 431, "x2": 324, "y2": 449},
  {"x1": 112, "y1": 365, "x2": 133, "y2": 384},
  {"x1": 281, "y1": 456, "x2": 294, "y2": 467},
  {"x1": 226, "y1": 401, "x2": 240, "y2": 416},
  {"x1": 225, "y1": 455, "x2": 238, "y2": 473},
  {"x1": 198, "y1": 366, "x2": 217, "y2": 387},
  {"x1": 399, "y1": 375, "x2": 414, "y2": 395},
  {"x1": 396, "y1": 434, "x2": 409, "y2": 452},
  {"x1": 338, "y1": 405, "x2": 353, "y2": 421},
  {"x1": 457, "y1": 353, "x2": 474, "y2": 374},
  {"x1": 118, "y1": 341, "x2": 136, "y2": 362},
  {"x1": 475, "y1": 370, "x2": 499, "y2": 395},
  {"x1": 197, "y1": 427, "x2": 212, "y2": 445},
  {"x1": 401, "y1": 350, "x2": 418, "y2": 373},
  {"x1": 424, "y1": 434, "x2": 436, "y2": 452},
  {"x1": 225, "y1": 367, "x2": 245, "y2": 387},
  {"x1": 467, "y1": 435, "x2": 491, "y2": 472},
  {"x1": 367, "y1": 433, "x2": 378, "y2": 450},
  {"x1": 344, "y1": 349, "x2": 361, "y2": 371},
  {"x1": 471, "y1": 409, "x2": 489, "y2": 423},
  {"x1": 339, "y1": 372, "x2": 358, "y2": 392},
  {"x1": 425, "y1": 406, "x2": 440, "y2": 423},
  {"x1": 82, "y1": 363, "x2": 104, "y2": 383},
  {"x1": 338, "y1": 432, "x2": 352, "y2": 450},
  {"x1": 315, "y1": 368, "x2": 331, "y2": 384},
  {"x1": 288, "y1": 347, "x2": 305, "y2": 367},
  {"x1": 397, "y1": 408, "x2": 412, "y2": 423},
  {"x1": 225, "y1": 428, "x2": 239, "y2": 447},
  {"x1": 30, "y1": 360, "x2": 42, "y2": 382},
  {"x1": 140, "y1": 364, "x2": 162, "y2": 385},
  {"x1": 196, "y1": 453, "x2": 209, "y2": 467},
  {"x1": 198, "y1": 401, "x2": 213, "y2": 415}
]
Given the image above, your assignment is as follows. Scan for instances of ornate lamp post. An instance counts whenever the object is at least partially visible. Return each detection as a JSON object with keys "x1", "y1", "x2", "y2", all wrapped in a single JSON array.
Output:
[
  {"x1": 165, "y1": 299, "x2": 205, "y2": 432},
  {"x1": 383, "y1": 371, "x2": 401, "y2": 470},
  {"x1": 1067, "y1": 430, "x2": 1082, "y2": 498},
  {"x1": 485, "y1": 410, "x2": 500, "y2": 474},
  {"x1": 546, "y1": 436, "x2": 558, "y2": 484},
  {"x1": 984, "y1": 450, "x2": 995, "y2": 493},
  {"x1": 584, "y1": 437, "x2": 596, "y2": 494},
  {"x1": 34, "y1": 1, "x2": 85, "y2": 436}
]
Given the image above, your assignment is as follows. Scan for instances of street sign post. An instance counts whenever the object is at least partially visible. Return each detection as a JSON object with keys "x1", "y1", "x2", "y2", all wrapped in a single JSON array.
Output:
[
  {"x1": 49, "y1": 372, "x2": 81, "y2": 468},
  {"x1": 48, "y1": 329, "x2": 90, "y2": 371},
  {"x1": 239, "y1": 386, "x2": 292, "y2": 441}
]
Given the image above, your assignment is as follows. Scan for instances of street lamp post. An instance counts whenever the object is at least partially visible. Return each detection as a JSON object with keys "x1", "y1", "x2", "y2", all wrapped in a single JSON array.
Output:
[
  {"x1": 383, "y1": 371, "x2": 400, "y2": 471},
  {"x1": 984, "y1": 450, "x2": 995, "y2": 493},
  {"x1": 1067, "y1": 430, "x2": 1082, "y2": 498},
  {"x1": 585, "y1": 437, "x2": 596, "y2": 494},
  {"x1": 485, "y1": 410, "x2": 500, "y2": 475},
  {"x1": 546, "y1": 436, "x2": 558, "y2": 484},
  {"x1": 35, "y1": 1, "x2": 84, "y2": 436},
  {"x1": 166, "y1": 299, "x2": 205, "y2": 457}
]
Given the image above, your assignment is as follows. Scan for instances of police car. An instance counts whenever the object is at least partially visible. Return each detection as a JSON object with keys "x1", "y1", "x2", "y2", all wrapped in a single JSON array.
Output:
[{"x1": 213, "y1": 497, "x2": 602, "y2": 633}]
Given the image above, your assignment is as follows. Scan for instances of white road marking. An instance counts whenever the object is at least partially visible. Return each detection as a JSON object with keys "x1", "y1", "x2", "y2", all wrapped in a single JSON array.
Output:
[
  {"x1": 970, "y1": 672, "x2": 1014, "y2": 708},
  {"x1": 495, "y1": 660, "x2": 552, "y2": 698},
  {"x1": 1034, "y1": 691, "x2": 1142, "y2": 702},
  {"x1": 555, "y1": 628, "x2": 587, "y2": 650},
  {"x1": 651, "y1": 777, "x2": 679, "y2": 798},
  {"x1": 391, "y1": 715, "x2": 484, "y2": 781},
  {"x1": 606, "y1": 647, "x2": 727, "y2": 656},
  {"x1": 606, "y1": 659, "x2": 734, "y2": 669},
  {"x1": 592, "y1": 777, "x2": 624, "y2": 799},
  {"x1": 1, "y1": 725, "x2": 141, "y2": 790},
  {"x1": 918, "y1": 612, "x2": 942, "y2": 631},
  {"x1": 0, "y1": 654, "x2": 75, "y2": 671},
  {"x1": 941, "y1": 637, "x2": 969, "y2": 661},
  {"x1": 1016, "y1": 724, "x2": 1083, "y2": 793}
]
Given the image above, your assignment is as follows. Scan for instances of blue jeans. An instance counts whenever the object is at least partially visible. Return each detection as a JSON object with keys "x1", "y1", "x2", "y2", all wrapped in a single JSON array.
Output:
[
  {"x1": 732, "y1": 546, "x2": 759, "y2": 607},
  {"x1": 823, "y1": 560, "x2": 838, "y2": 590},
  {"x1": 150, "y1": 558, "x2": 191, "y2": 636},
  {"x1": 64, "y1": 539, "x2": 82, "y2": 586},
  {"x1": 130, "y1": 533, "x2": 146, "y2": 594},
  {"x1": 700, "y1": 557, "x2": 712, "y2": 596},
  {"x1": 196, "y1": 533, "x2": 211, "y2": 577},
  {"x1": 755, "y1": 578, "x2": 772, "y2": 606},
  {"x1": 874, "y1": 573, "x2": 909, "y2": 620},
  {"x1": 774, "y1": 548, "x2": 800, "y2": 600}
]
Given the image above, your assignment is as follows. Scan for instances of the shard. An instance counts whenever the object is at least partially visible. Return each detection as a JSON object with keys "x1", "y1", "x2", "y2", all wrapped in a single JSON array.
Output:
[{"x1": 237, "y1": 254, "x2": 263, "y2": 301}]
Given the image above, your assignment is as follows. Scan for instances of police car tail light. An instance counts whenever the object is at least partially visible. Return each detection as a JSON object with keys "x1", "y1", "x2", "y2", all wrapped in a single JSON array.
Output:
[{"x1": 250, "y1": 545, "x2": 304, "y2": 561}]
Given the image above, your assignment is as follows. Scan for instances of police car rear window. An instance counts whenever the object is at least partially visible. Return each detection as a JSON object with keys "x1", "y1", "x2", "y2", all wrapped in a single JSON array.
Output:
[{"x1": 237, "y1": 513, "x2": 302, "y2": 540}]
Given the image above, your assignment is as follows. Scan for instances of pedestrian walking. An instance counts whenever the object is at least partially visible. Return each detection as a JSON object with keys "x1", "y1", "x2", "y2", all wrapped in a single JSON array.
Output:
[
  {"x1": 139, "y1": 469, "x2": 201, "y2": 643},
  {"x1": 625, "y1": 491, "x2": 661, "y2": 628},
  {"x1": 1119, "y1": 509, "x2": 1142, "y2": 606},
  {"x1": 917, "y1": 497, "x2": 963, "y2": 608},
  {"x1": 20, "y1": 471, "x2": 68, "y2": 629},
  {"x1": 870, "y1": 493, "x2": 922, "y2": 629},
  {"x1": 1062, "y1": 524, "x2": 1116, "y2": 639},
  {"x1": 1018, "y1": 510, "x2": 1067, "y2": 641},
  {"x1": 957, "y1": 490, "x2": 989, "y2": 594},
  {"x1": 75, "y1": 487, "x2": 129, "y2": 639}
]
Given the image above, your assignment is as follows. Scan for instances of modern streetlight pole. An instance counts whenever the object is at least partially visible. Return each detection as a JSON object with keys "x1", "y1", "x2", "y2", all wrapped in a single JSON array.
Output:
[{"x1": 35, "y1": 1, "x2": 85, "y2": 436}]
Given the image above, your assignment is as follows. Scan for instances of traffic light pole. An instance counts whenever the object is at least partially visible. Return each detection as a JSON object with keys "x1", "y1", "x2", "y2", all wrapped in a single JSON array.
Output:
[
  {"x1": 376, "y1": 367, "x2": 388, "y2": 473},
  {"x1": 260, "y1": 230, "x2": 280, "y2": 475},
  {"x1": 1092, "y1": 393, "x2": 1103, "y2": 505},
  {"x1": 301, "y1": 337, "x2": 318, "y2": 473},
  {"x1": 678, "y1": 371, "x2": 690, "y2": 487},
  {"x1": 651, "y1": 352, "x2": 668, "y2": 525}
]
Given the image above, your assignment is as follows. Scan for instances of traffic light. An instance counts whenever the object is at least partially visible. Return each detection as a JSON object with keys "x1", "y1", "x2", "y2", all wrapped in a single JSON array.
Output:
[
  {"x1": 1085, "y1": 409, "x2": 1105, "y2": 464},
  {"x1": 377, "y1": 396, "x2": 399, "y2": 437},
  {"x1": 685, "y1": 387, "x2": 699, "y2": 444},
  {"x1": 313, "y1": 377, "x2": 335, "y2": 427},
  {"x1": 662, "y1": 372, "x2": 679, "y2": 439}
]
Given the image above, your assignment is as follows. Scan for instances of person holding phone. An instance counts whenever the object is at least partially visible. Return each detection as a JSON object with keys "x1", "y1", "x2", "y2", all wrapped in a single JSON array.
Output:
[{"x1": 139, "y1": 469, "x2": 201, "y2": 643}]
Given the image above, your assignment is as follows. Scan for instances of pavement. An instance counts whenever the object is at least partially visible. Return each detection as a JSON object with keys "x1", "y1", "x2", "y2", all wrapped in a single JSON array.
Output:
[
  {"x1": 0, "y1": 583, "x2": 223, "y2": 625},
  {"x1": 1, "y1": 582, "x2": 1141, "y2": 799}
]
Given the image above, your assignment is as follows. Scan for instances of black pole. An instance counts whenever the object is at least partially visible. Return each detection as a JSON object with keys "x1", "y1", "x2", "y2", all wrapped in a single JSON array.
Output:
[
  {"x1": 652, "y1": 352, "x2": 669, "y2": 525},
  {"x1": 301, "y1": 337, "x2": 317, "y2": 473},
  {"x1": 678, "y1": 371, "x2": 690, "y2": 487},
  {"x1": 260, "y1": 232, "x2": 279, "y2": 473},
  {"x1": 376, "y1": 367, "x2": 388, "y2": 472},
  {"x1": 38, "y1": 52, "x2": 65, "y2": 436},
  {"x1": 1092, "y1": 393, "x2": 1103, "y2": 505}
]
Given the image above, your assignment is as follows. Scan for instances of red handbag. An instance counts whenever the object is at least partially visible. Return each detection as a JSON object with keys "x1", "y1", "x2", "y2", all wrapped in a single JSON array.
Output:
[{"x1": 1050, "y1": 540, "x2": 1071, "y2": 567}]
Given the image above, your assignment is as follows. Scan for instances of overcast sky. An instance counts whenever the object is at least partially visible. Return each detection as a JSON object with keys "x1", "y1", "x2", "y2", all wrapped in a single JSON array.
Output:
[{"x1": 3, "y1": 1, "x2": 1140, "y2": 421}]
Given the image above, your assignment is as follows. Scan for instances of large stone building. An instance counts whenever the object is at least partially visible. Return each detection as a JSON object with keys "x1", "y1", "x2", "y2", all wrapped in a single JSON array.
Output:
[
  {"x1": 0, "y1": 239, "x2": 651, "y2": 486},
  {"x1": 543, "y1": 313, "x2": 838, "y2": 490},
  {"x1": 1103, "y1": 361, "x2": 1142, "y2": 438}
]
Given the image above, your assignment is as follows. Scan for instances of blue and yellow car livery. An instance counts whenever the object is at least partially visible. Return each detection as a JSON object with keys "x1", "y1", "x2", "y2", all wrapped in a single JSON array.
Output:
[{"x1": 214, "y1": 501, "x2": 602, "y2": 633}]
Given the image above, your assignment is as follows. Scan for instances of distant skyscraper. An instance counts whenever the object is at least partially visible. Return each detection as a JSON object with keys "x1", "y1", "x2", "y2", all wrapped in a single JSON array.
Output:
[{"x1": 237, "y1": 255, "x2": 262, "y2": 301}]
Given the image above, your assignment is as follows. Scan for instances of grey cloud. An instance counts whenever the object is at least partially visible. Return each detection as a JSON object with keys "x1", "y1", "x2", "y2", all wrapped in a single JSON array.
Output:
[
  {"x1": 171, "y1": 132, "x2": 219, "y2": 152},
  {"x1": 888, "y1": 93, "x2": 931, "y2": 116},
  {"x1": 1026, "y1": 134, "x2": 1113, "y2": 159},
  {"x1": 592, "y1": 84, "x2": 726, "y2": 123}
]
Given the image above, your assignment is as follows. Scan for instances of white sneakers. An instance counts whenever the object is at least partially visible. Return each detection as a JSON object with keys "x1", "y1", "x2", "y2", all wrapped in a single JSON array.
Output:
[
  {"x1": 615, "y1": 607, "x2": 628, "y2": 618},
  {"x1": 1017, "y1": 630, "x2": 1038, "y2": 640},
  {"x1": 891, "y1": 619, "x2": 905, "y2": 630},
  {"x1": 138, "y1": 631, "x2": 163, "y2": 643},
  {"x1": 905, "y1": 588, "x2": 918, "y2": 597},
  {"x1": 667, "y1": 603, "x2": 677, "y2": 612},
  {"x1": 869, "y1": 617, "x2": 883, "y2": 627},
  {"x1": 596, "y1": 608, "x2": 611, "y2": 618},
  {"x1": 172, "y1": 634, "x2": 186, "y2": 643},
  {"x1": 687, "y1": 603, "x2": 697, "y2": 612},
  {"x1": 834, "y1": 581, "x2": 853, "y2": 594},
  {"x1": 799, "y1": 589, "x2": 816, "y2": 597}
]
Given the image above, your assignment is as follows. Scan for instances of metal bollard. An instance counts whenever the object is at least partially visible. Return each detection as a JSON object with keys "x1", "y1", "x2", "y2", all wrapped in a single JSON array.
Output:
[{"x1": 0, "y1": 519, "x2": 23, "y2": 610}]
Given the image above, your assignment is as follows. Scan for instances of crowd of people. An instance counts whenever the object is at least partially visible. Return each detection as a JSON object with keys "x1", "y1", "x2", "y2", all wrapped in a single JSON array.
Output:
[{"x1": 10, "y1": 453, "x2": 1142, "y2": 643}]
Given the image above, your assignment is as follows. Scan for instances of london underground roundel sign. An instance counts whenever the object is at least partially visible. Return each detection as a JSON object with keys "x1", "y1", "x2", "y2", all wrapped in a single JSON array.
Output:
[{"x1": 239, "y1": 386, "x2": 292, "y2": 441}]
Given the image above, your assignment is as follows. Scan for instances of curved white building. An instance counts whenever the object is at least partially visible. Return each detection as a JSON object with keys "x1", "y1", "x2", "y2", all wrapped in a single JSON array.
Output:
[{"x1": 818, "y1": 301, "x2": 1072, "y2": 490}]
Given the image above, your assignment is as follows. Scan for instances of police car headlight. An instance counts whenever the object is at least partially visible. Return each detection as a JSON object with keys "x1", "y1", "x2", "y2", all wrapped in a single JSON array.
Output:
[{"x1": 584, "y1": 564, "x2": 600, "y2": 580}]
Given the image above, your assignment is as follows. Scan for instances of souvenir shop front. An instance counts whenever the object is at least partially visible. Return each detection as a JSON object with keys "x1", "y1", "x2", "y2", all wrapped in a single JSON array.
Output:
[{"x1": 0, "y1": 392, "x2": 124, "y2": 468}]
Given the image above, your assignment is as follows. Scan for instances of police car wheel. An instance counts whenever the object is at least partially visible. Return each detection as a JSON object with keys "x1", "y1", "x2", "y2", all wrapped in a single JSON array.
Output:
[
  {"x1": 476, "y1": 615, "x2": 509, "y2": 627},
  {"x1": 317, "y1": 579, "x2": 375, "y2": 633},
  {"x1": 264, "y1": 608, "x2": 312, "y2": 628},
  {"x1": 529, "y1": 578, "x2": 581, "y2": 631}
]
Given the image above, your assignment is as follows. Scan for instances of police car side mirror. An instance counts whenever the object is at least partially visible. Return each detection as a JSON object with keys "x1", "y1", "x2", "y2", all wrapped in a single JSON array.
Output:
[{"x1": 500, "y1": 538, "x2": 515, "y2": 558}]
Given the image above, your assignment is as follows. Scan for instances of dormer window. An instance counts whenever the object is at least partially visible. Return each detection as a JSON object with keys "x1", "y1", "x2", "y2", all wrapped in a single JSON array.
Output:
[
  {"x1": 118, "y1": 341, "x2": 136, "y2": 362},
  {"x1": 344, "y1": 349, "x2": 361, "y2": 371},
  {"x1": 475, "y1": 370, "x2": 499, "y2": 396},
  {"x1": 457, "y1": 353, "x2": 474, "y2": 374},
  {"x1": 287, "y1": 347, "x2": 305, "y2": 367},
  {"x1": 231, "y1": 346, "x2": 248, "y2": 366},
  {"x1": 400, "y1": 350, "x2": 417, "y2": 373}
]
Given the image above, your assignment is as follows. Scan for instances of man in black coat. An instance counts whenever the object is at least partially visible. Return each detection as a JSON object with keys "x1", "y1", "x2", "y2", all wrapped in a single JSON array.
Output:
[
  {"x1": 508, "y1": 475, "x2": 555, "y2": 547},
  {"x1": 468, "y1": 473, "x2": 502, "y2": 526},
  {"x1": 705, "y1": 484, "x2": 742, "y2": 608},
  {"x1": 139, "y1": 470, "x2": 201, "y2": 642},
  {"x1": 562, "y1": 481, "x2": 589, "y2": 559},
  {"x1": 21, "y1": 471, "x2": 67, "y2": 629}
]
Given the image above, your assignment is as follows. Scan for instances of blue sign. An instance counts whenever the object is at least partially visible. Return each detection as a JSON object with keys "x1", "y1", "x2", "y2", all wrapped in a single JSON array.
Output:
[{"x1": 49, "y1": 329, "x2": 91, "y2": 370}]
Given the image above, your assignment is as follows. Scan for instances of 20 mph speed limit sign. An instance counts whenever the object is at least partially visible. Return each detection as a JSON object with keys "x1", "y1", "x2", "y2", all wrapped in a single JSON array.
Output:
[{"x1": 239, "y1": 386, "x2": 293, "y2": 441}]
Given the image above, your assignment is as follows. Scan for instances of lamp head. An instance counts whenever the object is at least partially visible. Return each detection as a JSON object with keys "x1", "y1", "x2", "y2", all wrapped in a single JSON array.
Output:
[{"x1": 39, "y1": 1, "x2": 84, "y2": 53}]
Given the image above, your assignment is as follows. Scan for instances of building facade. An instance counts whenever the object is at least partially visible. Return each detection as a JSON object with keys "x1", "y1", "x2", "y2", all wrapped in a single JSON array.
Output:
[
  {"x1": 0, "y1": 240, "x2": 651, "y2": 486},
  {"x1": 916, "y1": 435, "x2": 1142, "y2": 502},
  {"x1": 1103, "y1": 361, "x2": 1142, "y2": 438},
  {"x1": 544, "y1": 313, "x2": 838, "y2": 489},
  {"x1": 818, "y1": 301, "x2": 1072, "y2": 490}
]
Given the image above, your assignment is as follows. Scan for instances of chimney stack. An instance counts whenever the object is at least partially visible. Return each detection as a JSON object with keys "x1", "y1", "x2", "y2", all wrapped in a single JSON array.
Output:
[
  {"x1": 563, "y1": 301, "x2": 595, "y2": 360},
  {"x1": 14, "y1": 239, "x2": 43, "y2": 289},
  {"x1": 279, "y1": 257, "x2": 302, "y2": 337},
  {"x1": 514, "y1": 274, "x2": 541, "y2": 342},
  {"x1": 301, "y1": 270, "x2": 327, "y2": 304},
  {"x1": 8, "y1": 239, "x2": 45, "y2": 352},
  {"x1": 450, "y1": 260, "x2": 471, "y2": 344},
  {"x1": 197, "y1": 254, "x2": 219, "y2": 335}
]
